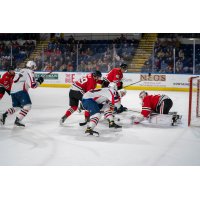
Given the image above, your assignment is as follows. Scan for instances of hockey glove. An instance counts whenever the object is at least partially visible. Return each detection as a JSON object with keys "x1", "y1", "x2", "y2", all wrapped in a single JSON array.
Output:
[
  {"x1": 117, "y1": 81, "x2": 123, "y2": 90},
  {"x1": 37, "y1": 77, "x2": 44, "y2": 85},
  {"x1": 131, "y1": 114, "x2": 145, "y2": 124}
]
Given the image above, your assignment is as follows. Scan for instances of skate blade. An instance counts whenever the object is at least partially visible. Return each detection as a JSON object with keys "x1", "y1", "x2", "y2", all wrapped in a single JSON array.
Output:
[
  {"x1": 13, "y1": 124, "x2": 25, "y2": 129},
  {"x1": 84, "y1": 133, "x2": 99, "y2": 137}
]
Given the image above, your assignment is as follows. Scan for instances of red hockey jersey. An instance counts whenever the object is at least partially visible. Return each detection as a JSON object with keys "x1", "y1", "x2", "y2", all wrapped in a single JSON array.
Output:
[
  {"x1": 71, "y1": 73, "x2": 102, "y2": 94},
  {"x1": 0, "y1": 71, "x2": 15, "y2": 91},
  {"x1": 141, "y1": 95, "x2": 161, "y2": 117},
  {"x1": 104, "y1": 68, "x2": 123, "y2": 87}
]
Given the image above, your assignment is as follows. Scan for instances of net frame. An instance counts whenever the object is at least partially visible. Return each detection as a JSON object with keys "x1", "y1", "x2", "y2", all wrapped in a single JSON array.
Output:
[{"x1": 188, "y1": 76, "x2": 200, "y2": 126}]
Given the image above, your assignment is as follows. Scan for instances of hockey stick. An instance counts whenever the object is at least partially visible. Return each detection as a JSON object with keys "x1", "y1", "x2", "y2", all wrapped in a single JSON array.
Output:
[
  {"x1": 79, "y1": 121, "x2": 87, "y2": 126},
  {"x1": 123, "y1": 73, "x2": 151, "y2": 88},
  {"x1": 42, "y1": 65, "x2": 61, "y2": 78}
]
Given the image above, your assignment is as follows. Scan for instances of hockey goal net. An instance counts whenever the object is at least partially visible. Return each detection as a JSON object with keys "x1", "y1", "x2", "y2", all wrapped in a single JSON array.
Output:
[{"x1": 188, "y1": 76, "x2": 200, "y2": 126}]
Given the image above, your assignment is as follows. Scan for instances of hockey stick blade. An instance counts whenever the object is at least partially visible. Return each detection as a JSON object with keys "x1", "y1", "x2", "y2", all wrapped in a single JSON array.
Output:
[{"x1": 79, "y1": 121, "x2": 87, "y2": 126}]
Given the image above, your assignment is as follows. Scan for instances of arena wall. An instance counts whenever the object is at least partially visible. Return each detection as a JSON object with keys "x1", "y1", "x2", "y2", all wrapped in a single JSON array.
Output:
[{"x1": 0, "y1": 72, "x2": 198, "y2": 92}]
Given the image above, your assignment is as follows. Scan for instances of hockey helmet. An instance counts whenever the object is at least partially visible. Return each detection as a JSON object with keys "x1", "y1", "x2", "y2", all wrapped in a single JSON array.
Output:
[
  {"x1": 120, "y1": 63, "x2": 128, "y2": 71},
  {"x1": 7, "y1": 66, "x2": 14, "y2": 72},
  {"x1": 26, "y1": 61, "x2": 36, "y2": 69},
  {"x1": 118, "y1": 89, "x2": 127, "y2": 98},
  {"x1": 139, "y1": 91, "x2": 148, "y2": 100},
  {"x1": 93, "y1": 70, "x2": 102, "y2": 78}
]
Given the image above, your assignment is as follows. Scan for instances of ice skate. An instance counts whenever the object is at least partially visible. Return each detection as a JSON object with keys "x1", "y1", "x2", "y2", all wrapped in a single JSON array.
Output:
[
  {"x1": 60, "y1": 115, "x2": 67, "y2": 124},
  {"x1": 0, "y1": 111, "x2": 8, "y2": 126},
  {"x1": 14, "y1": 117, "x2": 25, "y2": 128},
  {"x1": 85, "y1": 127, "x2": 99, "y2": 137},
  {"x1": 108, "y1": 120, "x2": 122, "y2": 129},
  {"x1": 172, "y1": 115, "x2": 178, "y2": 126}
]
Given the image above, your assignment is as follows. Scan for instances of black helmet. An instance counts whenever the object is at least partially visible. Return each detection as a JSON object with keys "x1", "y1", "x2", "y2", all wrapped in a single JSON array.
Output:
[
  {"x1": 120, "y1": 63, "x2": 128, "y2": 70},
  {"x1": 7, "y1": 66, "x2": 14, "y2": 72},
  {"x1": 93, "y1": 70, "x2": 102, "y2": 78}
]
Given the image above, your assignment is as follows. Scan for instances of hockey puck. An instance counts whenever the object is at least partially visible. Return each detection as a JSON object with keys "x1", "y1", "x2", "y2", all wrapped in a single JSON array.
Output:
[{"x1": 117, "y1": 118, "x2": 120, "y2": 121}]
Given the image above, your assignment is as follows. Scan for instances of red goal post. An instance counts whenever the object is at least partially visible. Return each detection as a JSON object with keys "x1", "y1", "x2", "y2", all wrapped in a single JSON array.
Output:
[{"x1": 188, "y1": 76, "x2": 200, "y2": 126}]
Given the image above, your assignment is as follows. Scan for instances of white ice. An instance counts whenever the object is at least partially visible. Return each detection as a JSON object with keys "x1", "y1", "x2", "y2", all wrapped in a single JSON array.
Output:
[{"x1": 0, "y1": 87, "x2": 200, "y2": 166}]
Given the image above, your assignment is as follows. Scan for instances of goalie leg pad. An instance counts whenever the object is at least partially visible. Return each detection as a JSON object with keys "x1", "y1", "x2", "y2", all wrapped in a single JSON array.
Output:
[{"x1": 149, "y1": 113, "x2": 178, "y2": 126}]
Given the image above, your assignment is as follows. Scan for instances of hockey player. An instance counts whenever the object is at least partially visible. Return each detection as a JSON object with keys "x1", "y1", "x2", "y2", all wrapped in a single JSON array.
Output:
[
  {"x1": 0, "y1": 61, "x2": 44, "y2": 127},
  {"x1": 0, "y1": 66, "x2": 15, "y2": 101},
  {"x1": 60, "y1": 70, "x2": 102, "y2": 124},
  {"x1": 131, "y1": 91, "x2": 178, "y2": 125},
  {"x1": 102, "y1": 63, "x2": 128, "y2": 90},
  {"x1": 82, "y1": 87, "x2": 122, "y2": 137}
]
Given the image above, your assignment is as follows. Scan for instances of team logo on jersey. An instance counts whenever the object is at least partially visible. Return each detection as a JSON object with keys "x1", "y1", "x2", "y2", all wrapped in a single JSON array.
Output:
[
  {"x1": 6, "y1": 76, "x2": 9, "y2": 79},
  {"x1": 118, "y1": 70, "x2": 121, "y2": 73}
]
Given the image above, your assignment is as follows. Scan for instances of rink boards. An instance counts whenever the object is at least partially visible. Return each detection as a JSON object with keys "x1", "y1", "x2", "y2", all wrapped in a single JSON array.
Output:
[{"x1": 1, "y1": 71, "x2": 199, "y2": 91}]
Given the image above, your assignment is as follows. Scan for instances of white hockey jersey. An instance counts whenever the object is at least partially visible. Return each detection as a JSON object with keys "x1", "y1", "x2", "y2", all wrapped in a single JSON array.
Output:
[
  {"x1": 11, "y1": 68, "x2": 40, "y2": 94},
  {"x1": 82, "y1": 88, "x2": 115, "y2": 108}
]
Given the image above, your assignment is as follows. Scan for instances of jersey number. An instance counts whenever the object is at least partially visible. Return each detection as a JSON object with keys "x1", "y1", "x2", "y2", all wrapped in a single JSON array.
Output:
[
  {"x1": 14, "y1": 74, "x2": 23, "y2": 83},
  {"x1": 78, "y1": 77, "x2": 88, "y2": 84}
]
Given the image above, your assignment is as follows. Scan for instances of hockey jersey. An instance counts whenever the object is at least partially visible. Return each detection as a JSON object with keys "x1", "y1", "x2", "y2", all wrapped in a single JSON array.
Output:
[
  {"x1": 103, "y1": 68, "x2": 123, "y2": 87},
  {"x1": 70, "y1": 73, "x2": 102, "y2": 94},
  {"x1": 11, "y1": 68, "x2": 40, "y2": 94},
  {"x1": 0, "y1": 71, "x2": 15, "y2": 91},
  {"x1": 141, "y1": 94, "x2": 170, "y2": 117},
  {"x1": 82, "y1": 88, "x2": 115, "y2": 110}
]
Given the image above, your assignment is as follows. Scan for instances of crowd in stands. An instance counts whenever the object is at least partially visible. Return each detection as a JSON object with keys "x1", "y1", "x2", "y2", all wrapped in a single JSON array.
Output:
[
  {"x1": 0, "y1": 40, "x2": 35, "y2": 71},
  {"x1": 142, "y1": 37, "x2": 200, "y2": 74},
  {"x1": 33, "y1": 34, "x2": 139, "y2": 72},
  {"x1": 2, "y1": 34, "x2": 200, "y2": 74}
]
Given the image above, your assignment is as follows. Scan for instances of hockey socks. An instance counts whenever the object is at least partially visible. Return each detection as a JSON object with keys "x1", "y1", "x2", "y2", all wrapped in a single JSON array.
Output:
[
  {"x1": 18, "y1": 104, "x2": 31, "y2": 121},
  {"x1": 84, "y1": 110, "x2": 90, "y2": 118},
  {"x1": 65, "y1": 106, "x2": 78, "y2": 117},
  {"x1": 88, "y1": 113, "x2": 100, "y2": 130}
]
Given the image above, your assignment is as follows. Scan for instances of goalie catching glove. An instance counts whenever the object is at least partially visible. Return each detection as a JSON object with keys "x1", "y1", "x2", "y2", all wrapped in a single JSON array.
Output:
[
  {"x1": 131, "y1": 114, "x2": 145, "y2": 124},
  {"x1": 37, "y1": 77, "x2": 44, "y2": 85}
]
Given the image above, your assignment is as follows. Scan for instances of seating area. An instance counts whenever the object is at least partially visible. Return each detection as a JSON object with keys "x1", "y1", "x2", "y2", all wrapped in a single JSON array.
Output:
[
  {"x1": 1, "y1": 33, "x2": 200, "y2": 74},
  {"x1": 0, "y1": 41, "x2": 35, "y2": 70},
  {"x1": 141, "y1": 38, "x2": 200, "y2": 74}
]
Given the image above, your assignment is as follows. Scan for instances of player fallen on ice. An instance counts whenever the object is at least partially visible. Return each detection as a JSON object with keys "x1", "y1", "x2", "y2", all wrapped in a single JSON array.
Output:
[
  {"x1": 60, "y1": 70, "x2": 102, "y2": 125},
  {"x1": 131, "y1": 91, "x2": 181, "y2": 126},
  {"x1": 0, "y1": 61, "x2": 44, "y2": 127},
  {"x1": 79, "y1": 84, "x2": 127, "y2": 126},
  {"x1": 82, "y1": 87, "x2": 122, "y2": 137},
  {"x1": 0, "y1": 66, "x2": 15, "y2": 101}
]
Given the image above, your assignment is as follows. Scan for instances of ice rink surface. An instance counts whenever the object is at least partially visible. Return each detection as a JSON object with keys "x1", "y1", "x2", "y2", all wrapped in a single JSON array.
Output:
[{"x1": 0, "y1": 87, "x2": 200, "y2": 166}]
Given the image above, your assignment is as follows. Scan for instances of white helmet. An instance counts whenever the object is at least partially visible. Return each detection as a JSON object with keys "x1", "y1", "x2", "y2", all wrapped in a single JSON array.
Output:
[
  {"x1": 26, "y1": 61, "x2": 36, "y2": 69},
  {"x1": 139, "y1": 91, "x2": 148, "y2": 100},
  {"x1": 118, "y1": 89, "x2": 127, "y2": 98}
]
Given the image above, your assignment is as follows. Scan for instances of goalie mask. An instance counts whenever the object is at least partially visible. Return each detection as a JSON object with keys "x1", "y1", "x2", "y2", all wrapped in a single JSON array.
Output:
[{"x1": 139, "y1": 91, "x2": 148, "y2": 104}]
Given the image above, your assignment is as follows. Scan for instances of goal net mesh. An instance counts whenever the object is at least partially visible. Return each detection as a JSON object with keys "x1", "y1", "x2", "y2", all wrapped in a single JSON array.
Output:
[{"x1": 189, "y1": 77, "x2": 200, "y2": 126}]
